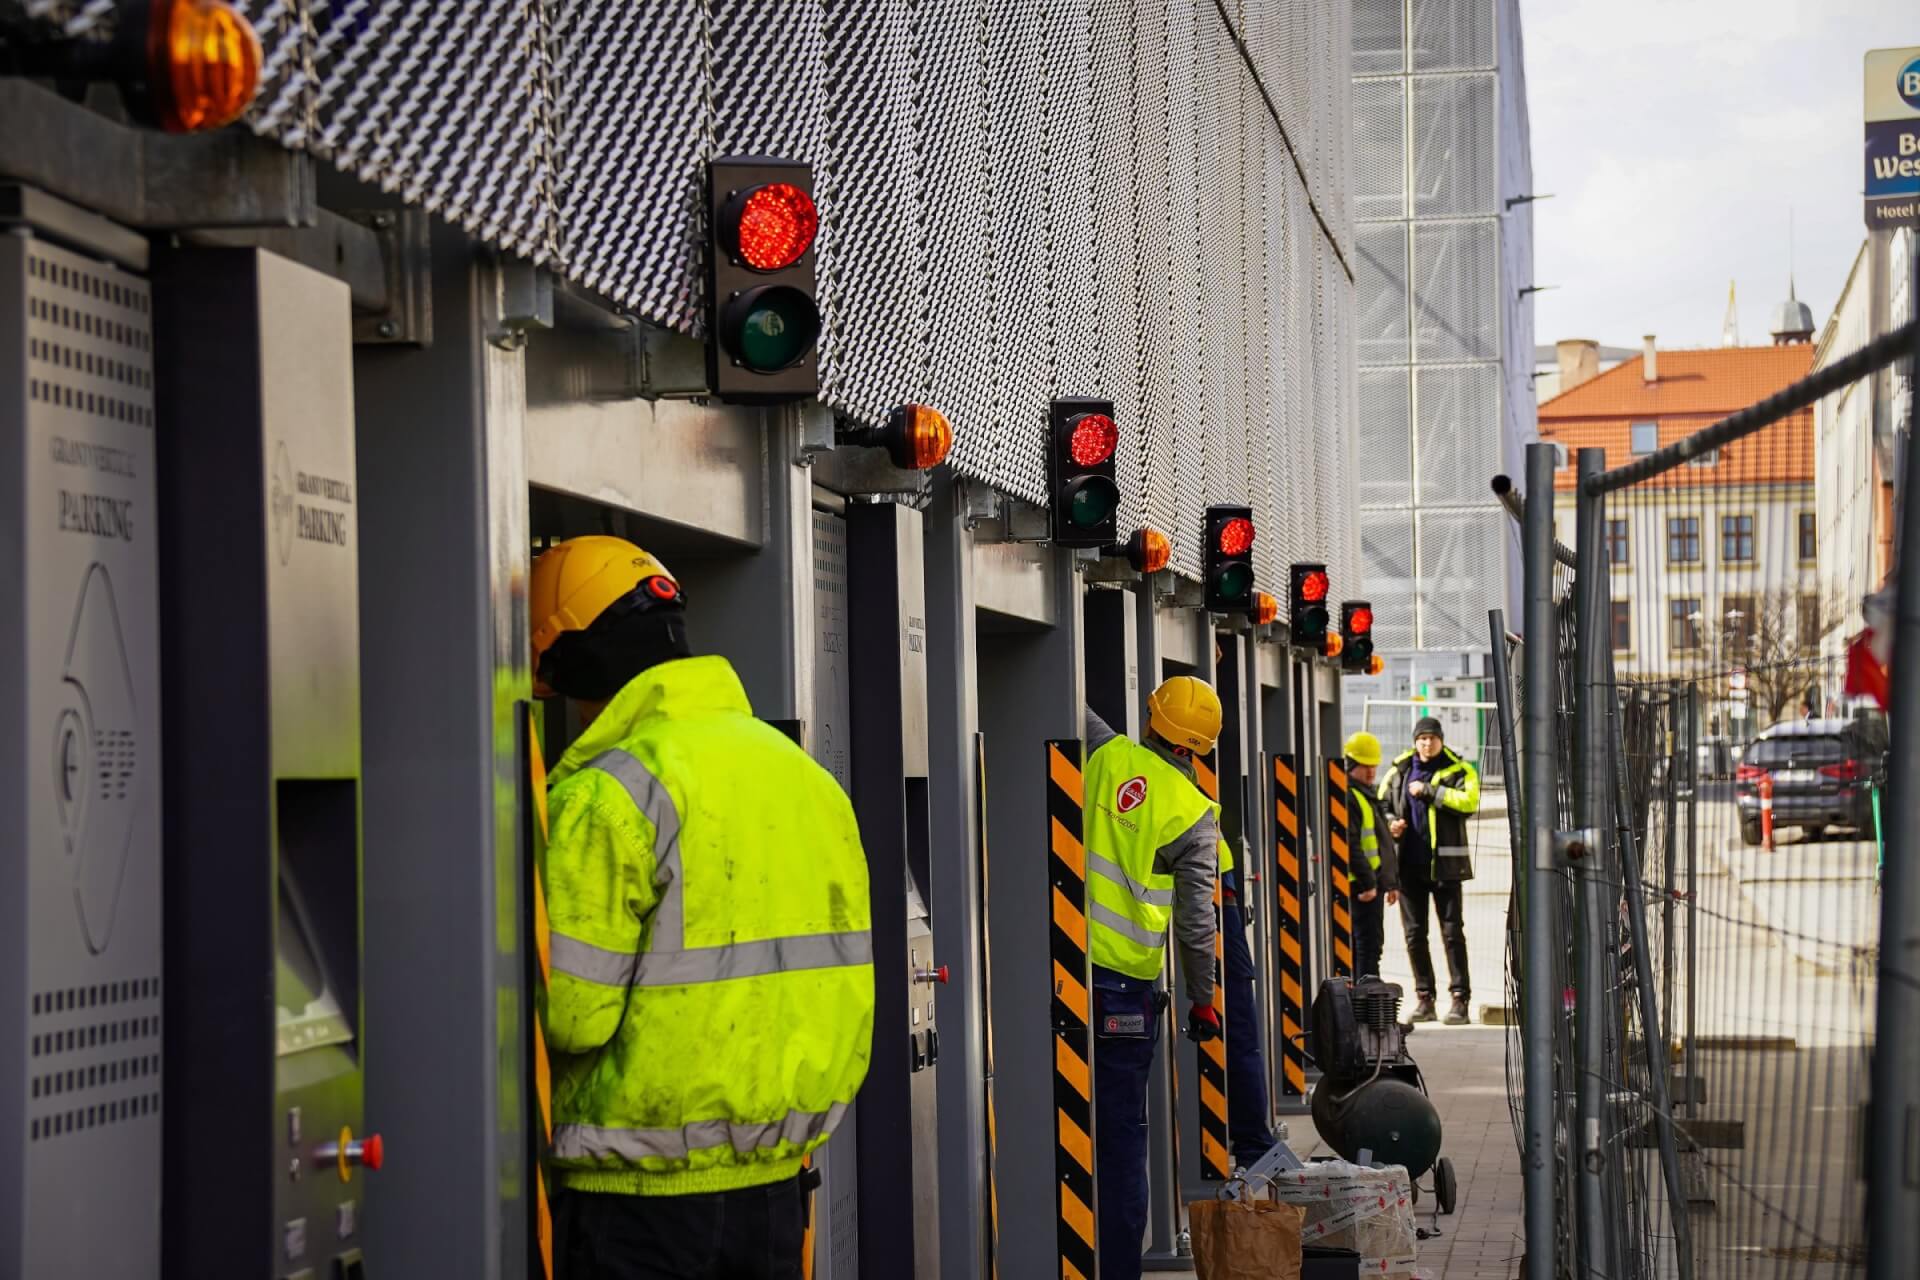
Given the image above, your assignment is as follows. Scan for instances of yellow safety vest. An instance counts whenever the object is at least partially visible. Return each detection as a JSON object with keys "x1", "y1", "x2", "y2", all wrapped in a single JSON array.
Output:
[
  {"x1": 540, "y1": 656, "x2": 875, "y2": 1196},
  {"x1": 1083, "y1": 735, "x2": 1217, "y2": 981}
]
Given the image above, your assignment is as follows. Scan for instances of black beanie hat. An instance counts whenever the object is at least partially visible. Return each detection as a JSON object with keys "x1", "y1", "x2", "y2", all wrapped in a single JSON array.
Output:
[{"x1": 1413, "y1": 715, "x2": 1444, "y2": 740}]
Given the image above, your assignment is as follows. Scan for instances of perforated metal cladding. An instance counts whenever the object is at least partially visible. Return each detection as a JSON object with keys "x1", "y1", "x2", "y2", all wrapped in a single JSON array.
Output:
[
  {"x1": 1352, "y1": 0, "x2": 1404, "y2": 75},
  {"x1": 1412, "y1": 220, "x2": 1498, "y2": 362},
  {"x1": 816, "y1": 0, "x2": 918, "y2": 428},
  {"x1": 1412, "y1": 0, "x2": 1496, "y2": 71},
  {"x1": 1414, "y1": 364, "x2": 1499, "y2": 506},
  {"x1": 1412, "y1": 74, "x2": 1496, "y2": 218},
  {"x1": 228, "y1": 0, "x2": 1360, "y2": 572},
  {"x1": 1415, "y1": 508, "x2": 1502, "y2": 649},
  {"x1": 309, "y1": 0, "x2": 557, "y2": 261},
  {"x1": 1357, "y1": 369, "x2": 1412, "y2": 508},
  {"x1": 1359, "y1": 510, "x2": 1416, "y2": 649},
  {"x1": 1352, "y1": 78, "x2": 1406, "y2": 224}
]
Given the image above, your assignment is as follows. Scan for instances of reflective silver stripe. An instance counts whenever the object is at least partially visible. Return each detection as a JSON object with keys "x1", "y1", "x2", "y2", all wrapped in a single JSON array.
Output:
[
  {"x1": 549, "y1": 930, "x2": 641, "y2": 986},
  {"x1": 1090, "y1": 900, "x2": 1166, "y2": 950},
  {"x1": 552, "y1": 1101, "x2": 850, "y2": 1163},
  {"x1": 631, "y1": 930, "x2": 873, "y2": 988},
  {"x1": 583, "y1": 748, "x2": 868, "y2": 988},
  {"x1": 1088, "y1": 850, "x2": 1175, "y2": 907},
  {"x1": 587, "y1": 748, "x2": 684, "y2": 949}
]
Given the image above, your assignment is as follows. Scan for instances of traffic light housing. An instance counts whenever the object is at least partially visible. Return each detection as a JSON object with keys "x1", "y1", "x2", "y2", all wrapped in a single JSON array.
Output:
[
  {"x1": 1048, "y1": 398, "x2": 1120, "y2": 547},
  {"x1": 705, "y1": 157, "x2": 821, "y2": 403},
  {"x1": 1340, "y1": 601, "x2": 1375, "y2": 673},
  {"x1": 1203, "y1": 505, "x2": 1256, "y2": 612},
  {"x1": 1289, "y1": 563, "x2": 1330, "y2": 648}
]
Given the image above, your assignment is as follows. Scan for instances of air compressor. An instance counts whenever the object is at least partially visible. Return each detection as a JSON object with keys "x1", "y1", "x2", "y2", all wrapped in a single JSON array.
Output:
[{"x1": 1309, "y1": 976, "x2": 1458, "y2": 1215}]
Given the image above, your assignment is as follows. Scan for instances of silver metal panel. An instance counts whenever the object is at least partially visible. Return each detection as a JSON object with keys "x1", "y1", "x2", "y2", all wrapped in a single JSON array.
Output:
[
  {"x1": 1, "y1": 232, "x2": 161, "y2": 1280},
  {"x1": 971, "y1": 540, "x2": 1057, "y2": 627},
  {"x1": 524, "y1": 398, "x2": 763, "y2": 547},
  {"x1": 1415, "y1": 364, "x2": 1501, "y2": 507},
  {"x1": 1088, "y1": 0, "x2": 1146, "y2": 538},
  {"x1": 1360, "y1": 509, "x2": 1417, "y2": 651},
  {"x1": 1415, "y1": 507, "x2": 1505, "y2": 652},
  {"x1": 1412, "y1": 220, "x2": 1499, "y2": 363},
  {"x1": 984, "y1": 0, "x2": 1050, "y2": 504},
  {"x1": 1411, "y1": 0, "x2": 1497, "y2": 71},
  {"x1": 1412, "y1": 75, "x2": 1497, "y2": 218},
  {"x1": 1353, "y1": 0, "x2": 1405, "y2": 77},
  {"x1": 1156, "y1": 601, "x2": 1201, "y2": 670}
]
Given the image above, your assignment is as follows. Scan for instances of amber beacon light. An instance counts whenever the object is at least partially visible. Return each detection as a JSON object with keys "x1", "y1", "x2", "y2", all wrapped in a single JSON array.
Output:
[
  {"x1": 877, "y1": 404, "x2": 954, "y2": 470},
  {"x1": 1124, "y1": 527, "x2": 1172, "y2": 574},
  {"x1": 150, "y1": 0, "x2": 263, "y2": 132}
]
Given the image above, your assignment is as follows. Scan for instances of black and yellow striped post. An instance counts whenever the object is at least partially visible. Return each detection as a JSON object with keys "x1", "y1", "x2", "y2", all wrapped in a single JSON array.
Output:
[
  {"x1": 1191, "y1": 752, "x2": 1232, "y2": 1181},
  {"x1": 523, "y1": 705, "x2": 556, "y2": 1280},
  {"x1": 1324, "y1": 758, "x2": 1354, "y2": 979},
  {"x1": 1046, "y1": 741, "x2": 1097, "y2": 1280},
  {"x1": 1272, "y1": 753, "x2": 1309, "y2": 1101}
]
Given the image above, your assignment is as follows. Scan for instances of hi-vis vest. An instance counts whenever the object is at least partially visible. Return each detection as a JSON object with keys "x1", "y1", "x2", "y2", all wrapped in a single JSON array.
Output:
[
  {"x1": 1353, "y1": 787, "x2": 1382, "y2": 871},
  {"x1": 1084, "y1": 735, "x2": 1218, "y2": 981},
  {"x1": 540, "y1": 655, "x2": 875, "y2": 1196}
]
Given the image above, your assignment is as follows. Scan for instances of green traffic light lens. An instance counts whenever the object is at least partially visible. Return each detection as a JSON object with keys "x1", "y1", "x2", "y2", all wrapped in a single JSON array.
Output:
[
  {"x1": 724, "y1": 285, "x2": 821, "y2": 371},
  {"x1": 1215, "y1": 565, "x2": 1251, "y2": 600},
  {"x1": 1065, "y1": 476, "x2": 1119, "y2": 526}
]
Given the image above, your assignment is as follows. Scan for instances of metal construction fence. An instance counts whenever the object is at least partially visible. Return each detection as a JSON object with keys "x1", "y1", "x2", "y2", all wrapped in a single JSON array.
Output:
[
  {"x1": 1497, "y1": 318, "x2": 1920, "y2": 1279},
  {"x1": 8, "y1": 0, "x2": 1365, "y2": 590}
]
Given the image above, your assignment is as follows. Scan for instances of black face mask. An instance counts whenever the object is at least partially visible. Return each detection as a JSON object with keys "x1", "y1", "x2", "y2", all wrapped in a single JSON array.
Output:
[{"x1": 539, "y1": 607, "x2": 692, "y2": 702}]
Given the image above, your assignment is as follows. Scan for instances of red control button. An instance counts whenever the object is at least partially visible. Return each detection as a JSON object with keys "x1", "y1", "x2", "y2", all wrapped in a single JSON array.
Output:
[{"x1": 357, "y1": 1133, "x2": 384, "y2": 1171}]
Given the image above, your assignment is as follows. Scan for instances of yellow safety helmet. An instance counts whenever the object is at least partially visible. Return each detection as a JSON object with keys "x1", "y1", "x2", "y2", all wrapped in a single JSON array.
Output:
[
  {"x1": 529, "y1": 536, "x2": 682, "y2": 697},
  {"x1": 1343, "y1": 731, "x2": 1382, "y2": 769},
  {"x1": 1147, "y1": 676, "x2": 1223, "y2": 755}
]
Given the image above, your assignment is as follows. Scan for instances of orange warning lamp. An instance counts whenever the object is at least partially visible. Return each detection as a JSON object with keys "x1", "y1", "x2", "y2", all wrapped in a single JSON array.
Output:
[
  {"x1": 869, "y1": 404, "x2": 953, "y2": 470},
  {"x1": 1253, "y1": 591, "x2": 1281, "y2": 627},
  {"x1": 1322, "y1": 632, "x2": 1344, "y2": 660},
  {"x1": 151, "y1": 0, "x2": 263, "y2": 133},
  {"x1": 1125, "y1": 527, "x2": 1173, "y2": 574},
  {"x1": 1366, "y1": 654, "x2": 1386, "y2": 676}
]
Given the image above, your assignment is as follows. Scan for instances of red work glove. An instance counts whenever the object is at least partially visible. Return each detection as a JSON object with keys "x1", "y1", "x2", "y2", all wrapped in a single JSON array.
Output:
[{"x1": 1186, "y1": 1003, "x2": 1222, "y2": 1042}]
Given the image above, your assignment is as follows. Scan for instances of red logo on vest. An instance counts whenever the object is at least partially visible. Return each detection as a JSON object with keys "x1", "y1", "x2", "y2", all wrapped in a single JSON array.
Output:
[{"x1": 1116, "y1": 776, "x2": 1148, "y2": 813}]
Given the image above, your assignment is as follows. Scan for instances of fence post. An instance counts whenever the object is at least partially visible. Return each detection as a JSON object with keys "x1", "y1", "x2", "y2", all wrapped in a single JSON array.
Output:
[
  {"x1": 1519, "y1": 443, "x2": 1559, "y2": 1280},
  {"x1": 1572, "y1": 447, "x2": 1617, "y2": 1276},
  {"x1": 1685, "y1": 684, "x2": 1700, "y2": 1123},
  {"x1": 1866, "y1": 305, "x2": 1920, "y2": 1275}
]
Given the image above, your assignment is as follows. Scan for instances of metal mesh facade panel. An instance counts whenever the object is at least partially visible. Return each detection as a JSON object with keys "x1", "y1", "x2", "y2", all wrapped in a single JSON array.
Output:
[
  {"x1": 1360, "y1": 510, "x2": 1417, "y2": 650},
  {"x1": 1414, "y1": 507, "x2": 1503, "y2": 649},
  {"x1": 227, "y1": 0, "x2": 1359, "y2": 580},
  {"x1": 548, "y1": 0, "x2": 707, "y2": 329},
  {"x1": 1412, "y1": 220, "x2": 1498, "y2": 362},
  {"x1": 1414, "y1": 363, "x2": 1500, "y2": 506},
  {"x1": 1412, "y1": 74, "x2": 1496, "y2": 218},
  {"x1": 1411, "y1": 0, "x2": 1496, "y2": 71},
  {"x1": 816, "y1": 0, "x2": 920, "y2": 428},
  {"x1": 1358, "y1": 369, "x2": 1413, "y2": 508},
  {"x1": 1355, "y1": 223, "x2": 1410, "y2": 366},
  {"x1": 1352, "y1": 78, "x2": 1406, "y2": 223},
  {"x1": 1352, "y1": 0, "x2": 1404, "y2": 75}
]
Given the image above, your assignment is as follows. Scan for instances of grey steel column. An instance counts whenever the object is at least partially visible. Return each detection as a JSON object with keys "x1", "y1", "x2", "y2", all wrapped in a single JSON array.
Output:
[
  {"x1": 1571, "y1": 447, "x2": 1613, "y2": 1277},
  {"x1": 925, "y1": 478, "x2": 988, "y2": 1280},
  {"x1": 1866, "y1": 297, "x2": 1920, "y2": 1276},
  {"x1": 352, "y1": 225, "x2": 529, "y2": 1276},
  {"x1": 1135, "y1": 578, "x2": 1186, "y2": 1268},
  {"x1": 978, "y1": 547, "x2": 1085, "y2": 1271},
  {"x1": 1685, "y1": 684, "x2": 1700, "y2": 1122},
  {"x1": 1519, "y1": 442, "x2": 1558, "y2": 1280}
]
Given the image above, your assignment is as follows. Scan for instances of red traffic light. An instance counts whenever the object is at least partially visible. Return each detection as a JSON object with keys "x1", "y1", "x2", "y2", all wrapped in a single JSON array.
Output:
[
  {"x1": 1348, "y1": 606, "x2": 1373, "y2": 635},
  {"x1": 1069, "y1": 412, "x2": 1118, "y2": 467},
  {"x1": 1300, "y1": 569, "x2": 1328, "y2": 603},
  {"x1": 727, "y1": 182, "x2": 819, "y2": 271},
  {"x1": 1217, "y1": 517, "x2": 1255, "y2": 556}
]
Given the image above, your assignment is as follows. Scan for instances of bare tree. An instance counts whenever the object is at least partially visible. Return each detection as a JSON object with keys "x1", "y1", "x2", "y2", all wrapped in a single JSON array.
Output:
[{"x1": 1701, "y1": 584, "x2": 1847, "y2": 728}]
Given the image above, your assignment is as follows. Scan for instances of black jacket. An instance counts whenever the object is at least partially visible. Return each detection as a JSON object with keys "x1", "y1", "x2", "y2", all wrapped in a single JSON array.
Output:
[{"x1": 1378, "y1": 745, "x2": 1479, "y2": 882}]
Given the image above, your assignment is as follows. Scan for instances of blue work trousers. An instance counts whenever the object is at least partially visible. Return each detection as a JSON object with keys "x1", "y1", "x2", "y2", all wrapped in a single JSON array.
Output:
[
  {"x1": 1092, "y1": 965, "x2": 1160, "y2": 1280},
  {"x1": 1221, "y1": 897, "x2": 1275, "y2": 1166}
]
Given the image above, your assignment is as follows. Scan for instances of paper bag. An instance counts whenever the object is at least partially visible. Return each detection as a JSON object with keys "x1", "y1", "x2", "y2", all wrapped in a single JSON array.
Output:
[{"x1": 1189, "y1": 1197, "x2": 1305, "y2": 1280}]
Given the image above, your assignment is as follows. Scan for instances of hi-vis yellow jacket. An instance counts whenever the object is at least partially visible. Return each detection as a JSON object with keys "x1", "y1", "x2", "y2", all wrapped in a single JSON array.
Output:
[{"x1": 540, "y1": 655, "x2": 874, "y2": 1196}]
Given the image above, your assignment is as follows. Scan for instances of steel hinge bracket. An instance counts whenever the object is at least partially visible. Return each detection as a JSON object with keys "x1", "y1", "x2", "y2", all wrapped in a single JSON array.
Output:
[{"x1": 346, "y1": 208, "x2": 432, "y2": 347}]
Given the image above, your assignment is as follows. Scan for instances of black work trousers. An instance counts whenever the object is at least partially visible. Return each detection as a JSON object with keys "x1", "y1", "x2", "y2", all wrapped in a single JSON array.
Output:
[
  {"x1": 1398, "y1": 870, "x2": 1469, "y2": 1000},
  {"x1": 1353, "y1": 890, "x2": 1386, "y2": 980},
  {"x1": 556, "y1": 1177, "x2": 806, "y2": 1280}
]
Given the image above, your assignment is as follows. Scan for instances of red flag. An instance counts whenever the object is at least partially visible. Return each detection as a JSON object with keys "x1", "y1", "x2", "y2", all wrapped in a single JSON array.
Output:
[{"x1": 1844, "y1": 628, "x2": 1890, "y2": 712}]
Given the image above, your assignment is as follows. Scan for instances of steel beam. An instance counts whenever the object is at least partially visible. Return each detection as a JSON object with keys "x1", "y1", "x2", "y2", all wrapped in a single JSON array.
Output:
[{"x1": 350, "y1": 218, "x2": 529, "y2": 1277}]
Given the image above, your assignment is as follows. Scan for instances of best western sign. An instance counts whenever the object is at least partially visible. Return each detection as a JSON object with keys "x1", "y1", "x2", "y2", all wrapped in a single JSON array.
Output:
[{"x1": 1865, "y1": 47, "x2": 1920, "y2": 229}]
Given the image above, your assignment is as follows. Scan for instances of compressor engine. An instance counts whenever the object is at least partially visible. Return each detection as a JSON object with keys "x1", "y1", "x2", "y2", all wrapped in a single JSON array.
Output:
[{"x1": 1308, "y1": 976, "x2": 1445, "y2": 1180}]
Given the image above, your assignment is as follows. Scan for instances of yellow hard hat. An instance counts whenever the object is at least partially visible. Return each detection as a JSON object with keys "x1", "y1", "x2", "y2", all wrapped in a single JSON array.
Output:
[
  {"x1": 1147, "y1": 676, "x2": 1223, "y2": 755},
  {"x1": 530, "y1": 536, "x2": 681, "y2": 697},
  {"x1": 1343, "y1": 731, "x2": 1382, "y2": 768}
]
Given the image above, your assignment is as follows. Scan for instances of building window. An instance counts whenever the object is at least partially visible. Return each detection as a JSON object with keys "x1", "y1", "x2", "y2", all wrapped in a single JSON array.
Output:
[
  {"x1": 1551, "y1": 442, "x2": 1569, "y2": 468},
  {"x1": 1800, "y1": 594, "x2": 1822, "y2": 652},
  {"x1": 1799, "y1": 512, "x2": 1816, "y2": 561},
  {"x1": 1631, "y1": 421, "x2": 1659, "y2": 455},
  {"x1": 1668, "y1": 516, "x2": 1700, "y2": 564},
  {"x1": 1670, "y1": 598, "x2": 1701, "y2": 651},
  {"x1": 1611, "y1": 600, "x2": 1632, "y2": 651},
  {"x1": 1723, "y1": 595, "x2": 1754, "y2": 649},
  {"x1": 1688, "y1": 447, "x2": 1720, "y2": 467},
  {"x1": 1605, "y1": 518, "x2": 1629, "y2": 566},
  {"x1": 1721, "y1": 514, "x2": 1754, "y2": 563}
]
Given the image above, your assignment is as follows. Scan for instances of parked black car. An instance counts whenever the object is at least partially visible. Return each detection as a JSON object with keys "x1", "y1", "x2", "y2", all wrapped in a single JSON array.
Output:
[{"x1": 1734, "y1": 717, "x2": 1888, "y2": 846}]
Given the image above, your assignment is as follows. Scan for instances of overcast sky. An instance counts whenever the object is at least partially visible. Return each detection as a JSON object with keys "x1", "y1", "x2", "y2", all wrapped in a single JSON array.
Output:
[{"x1": 1522, "y1": 0, "x2": 1915, "y2": 352}]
